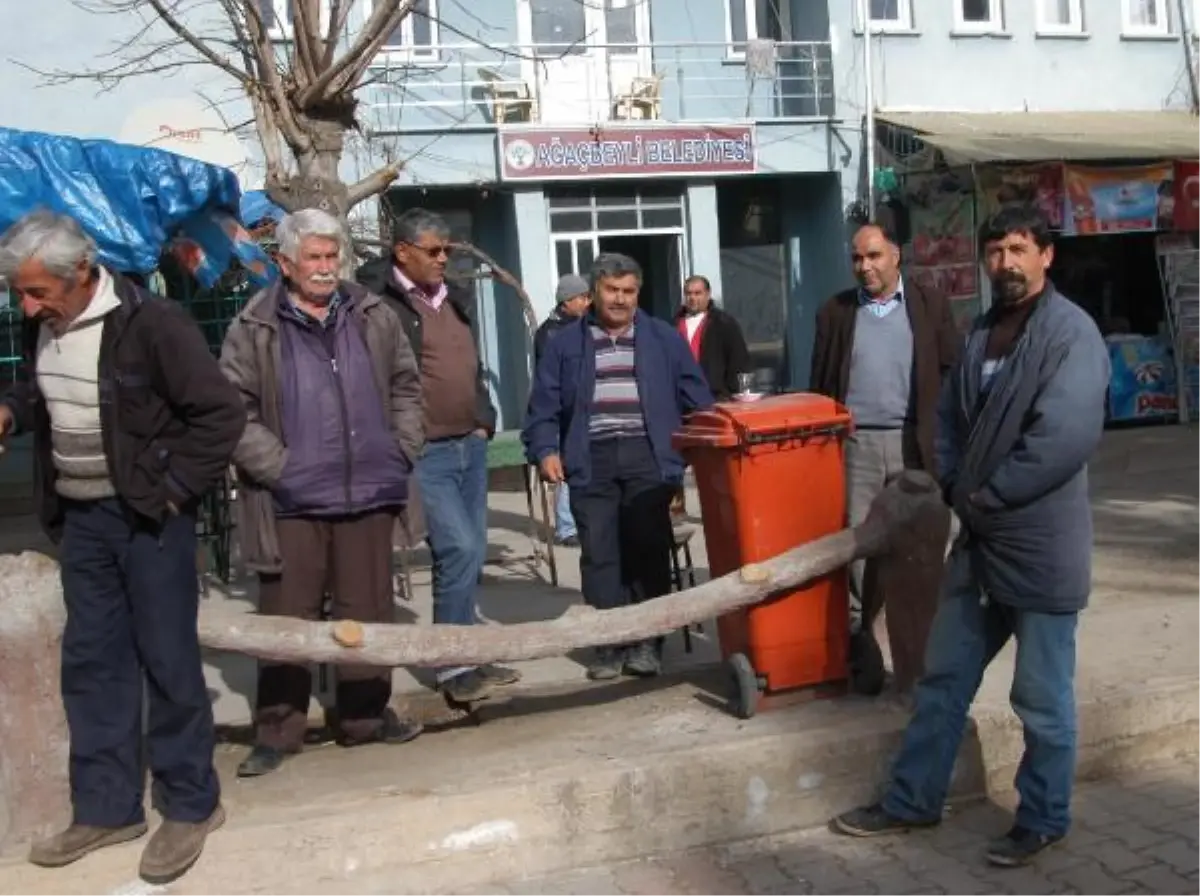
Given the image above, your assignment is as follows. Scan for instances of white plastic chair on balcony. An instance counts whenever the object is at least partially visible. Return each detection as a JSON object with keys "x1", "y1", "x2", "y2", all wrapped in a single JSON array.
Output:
[
  {"x1": 611, "y1": 72, "x2": 663, "y2": 121},
  {"x1": 477, "y1": 67, "x2": 537, "y2": 123}
]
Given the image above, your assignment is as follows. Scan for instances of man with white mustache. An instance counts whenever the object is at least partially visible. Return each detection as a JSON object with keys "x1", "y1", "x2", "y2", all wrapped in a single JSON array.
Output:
[{"x1": 220, "y1": 209, "x2": 426, "y2": 778}]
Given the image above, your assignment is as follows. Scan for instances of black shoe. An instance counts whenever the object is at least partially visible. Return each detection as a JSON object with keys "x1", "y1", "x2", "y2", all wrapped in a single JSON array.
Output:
[
  {"x1": 623, "y1": 640, "x2": 662, "y2": 678},
  {"x1": 986, "y1": 825, "x2": 1064, "y2": 867},
  {"x1": 440, "y1": 669, "x2": 495, "y2": 704},
  {"x1": 479, "y1": 663, "x2": 523, "y2": 687},
  {"x1": 555, "y1": 535, "x2": 580, "y2": 547},
  {"x1": 850, "y1": 630, "x2": 886, "y2": 697},
  {"x1": 236, "y1": 745, "x2": 288, "y2": 778},
  {"x1": 831, "y1": 803, "x2": 940, "y2": 837},
  {"x1": 337, "y1": 708, "x2": 424, "y2": 747},
  {"x1": 586, "y1": 647, "x2": 624, "y2": 681}
]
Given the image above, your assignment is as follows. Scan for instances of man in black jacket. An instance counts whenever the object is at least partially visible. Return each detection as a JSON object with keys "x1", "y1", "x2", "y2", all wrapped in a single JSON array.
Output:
[
  {"x1": 0, "y1": 210, "x2": 244, "y2": 884},
  {"x1": 356, "y1": 208, "x2": 518, "y2": 705},
  {"x1": 674, "y1": 275, "x2": 752, "y2": 400}
]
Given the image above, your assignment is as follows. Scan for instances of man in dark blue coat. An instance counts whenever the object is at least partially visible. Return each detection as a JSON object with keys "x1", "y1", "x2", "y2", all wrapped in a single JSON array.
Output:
[
  {"x1": 831, "y1": 204, "x2": 1111, "y2": 868},
  {"x1": 523, "y1": 253, "x2": 713, "y2": 680}
]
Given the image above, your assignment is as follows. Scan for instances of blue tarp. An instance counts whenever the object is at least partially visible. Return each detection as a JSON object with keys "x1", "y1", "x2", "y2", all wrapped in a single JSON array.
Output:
[
  {"x1": 240, "y1": 190, "x2": 285, "y2": 228},
  {"x1": 0, "y1": 127, "x2": 243, "y2": 275}
]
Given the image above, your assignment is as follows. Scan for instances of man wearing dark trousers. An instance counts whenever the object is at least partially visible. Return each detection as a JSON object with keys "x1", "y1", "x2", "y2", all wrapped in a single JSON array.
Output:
[
  {"x1": 674, "y1": 274, "x2": 752, "y2": 399},
  {"x1": 0, "y1": 210, "x2": 244, "y2": 884},
  {"x1": 810, "y1": 221, "x2": 960, "y2": 697},
  {"x1": 222, "y1": 209, "x2": 426, "y2": 778},
  {"x1": 523, "y1": 253, "x2": 713, "y2": 680}
]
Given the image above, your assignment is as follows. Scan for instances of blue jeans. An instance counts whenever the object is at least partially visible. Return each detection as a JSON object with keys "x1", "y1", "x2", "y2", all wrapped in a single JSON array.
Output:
[
  {"x1": 416, "y1": 434, "x2": 489, "y2": 681},
  {"x1": 60, "y1": 499, "x2": 218, "y2": 827},
  {"x1": 882, "y1": 547, "x2": 1079, "y2": 837},
  {"x1": 554, "y1": 481, "x2": 576, "y2": 540}
]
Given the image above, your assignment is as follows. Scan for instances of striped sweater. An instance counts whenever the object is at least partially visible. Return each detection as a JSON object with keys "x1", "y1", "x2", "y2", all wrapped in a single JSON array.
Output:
[{"x1": 588, "y1": 323, "x2": 646, "y2": 440}]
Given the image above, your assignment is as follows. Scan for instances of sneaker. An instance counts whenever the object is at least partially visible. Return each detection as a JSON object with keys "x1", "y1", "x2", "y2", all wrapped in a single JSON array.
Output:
[
  {"x1": 586, "y1": 646, "x2": 625, "y2": 681},
  {"x1": 337, "y1": 708, "x2": 424, "y2": 747},
  {"x1": 138, "y1": 805, "x2": 225, "y2": 885},
  {"x1": 831, "y1": 803, "x2": 940, "y2": 837},
  {"x1": 986, "y1": 825, "x2": 1064, "y2": 867},
  {"x1": 28, "y1": 821, "x2": 148, "y2": 868},
  {"x1": 479, "y1": 663, "x2": 523, "y2": 687},
  {"x1": 555, "y1": 535, "x2": 580, "y2": 547},
  {"x1": 623, "y1": 640, "x2": 662, "y2": 677},
  {"x1": 236, "y1": 745, "x2": 289, "y2": 778},
  {"x1": 440, "y1": 668, "x2": 495, "y2": 704}
]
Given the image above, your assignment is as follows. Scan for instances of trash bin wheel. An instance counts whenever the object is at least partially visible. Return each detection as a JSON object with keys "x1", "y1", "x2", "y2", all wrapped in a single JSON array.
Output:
[{"x1": 728, "y1": 653, "x2": 761, "y2": 720}]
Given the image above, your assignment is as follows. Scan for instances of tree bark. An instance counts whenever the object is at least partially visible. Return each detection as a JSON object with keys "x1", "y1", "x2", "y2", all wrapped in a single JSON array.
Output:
[{"x1": 198, "y1": 472, "x2": 943, "y2": 667}]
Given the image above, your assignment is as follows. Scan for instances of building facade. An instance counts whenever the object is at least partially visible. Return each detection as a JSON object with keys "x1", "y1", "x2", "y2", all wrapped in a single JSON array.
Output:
[{"x1": 2, "y1": 0, "x2": 1196, "y2": 434}]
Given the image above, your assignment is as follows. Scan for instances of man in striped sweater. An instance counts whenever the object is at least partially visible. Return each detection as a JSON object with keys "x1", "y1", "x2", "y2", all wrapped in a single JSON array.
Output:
[{"x1": 523, "y1": 254, "x2": 714, "y2": 680}]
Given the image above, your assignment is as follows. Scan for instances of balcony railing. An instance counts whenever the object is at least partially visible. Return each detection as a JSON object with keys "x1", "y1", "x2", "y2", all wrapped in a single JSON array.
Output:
[{"x1": 361, "y1": 41, "x2": 835, "y2": 132}]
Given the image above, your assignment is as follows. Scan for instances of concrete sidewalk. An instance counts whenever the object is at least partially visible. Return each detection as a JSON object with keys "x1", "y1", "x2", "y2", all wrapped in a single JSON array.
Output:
[{"x1": 0, "y1": 425, "x2": 1195, "y2": 894}]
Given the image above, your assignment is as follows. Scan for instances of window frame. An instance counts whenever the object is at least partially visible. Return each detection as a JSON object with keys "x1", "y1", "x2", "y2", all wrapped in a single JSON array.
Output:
[
  {"x1": 863, "y1": 0, "x2": 914, "y2": 32},
  {"x1": 1035, "y1": 0, "x2": 1084, "y2": 35},
  {"x1": 374, "y1": 0, "x2": 442, "y2": 62},
  {"x1": 723, "y1": 0, "x2": 758, "y2": 59},
  {"x1": 261, "y1": 1, "x2": 331, "y2": 42},
  {"x1": 1121, "y1": 0, "x2": 1171, "y2": 36},
  {"x1": 952, "y1": 0, "x2": 1005, "y2": 33}
]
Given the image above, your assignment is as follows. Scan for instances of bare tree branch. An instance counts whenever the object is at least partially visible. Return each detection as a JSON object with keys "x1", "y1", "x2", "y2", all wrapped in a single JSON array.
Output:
[
  {"x1": 345, "y1": 159, "x2": 406, "y2": 208},
  {"x1": 297, "y1": 0, "x2": 415, "y2": 106},
  {"x1": 140, "y1": 0, "x2": 253, "y2": 84}
]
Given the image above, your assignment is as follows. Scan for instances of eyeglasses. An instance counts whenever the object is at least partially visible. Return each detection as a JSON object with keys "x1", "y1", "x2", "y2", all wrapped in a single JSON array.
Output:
[{"x1": 402, "y1": 242, "x2": 450, "y2": 260}]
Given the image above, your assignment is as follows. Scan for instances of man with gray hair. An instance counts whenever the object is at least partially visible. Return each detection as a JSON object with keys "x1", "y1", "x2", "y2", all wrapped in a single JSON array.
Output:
[
  {"x1": 221, "y1": 208, "x2": 425, "y2": 778},
  {"x1": 358, "y1": 207, "x2": 518, "y2": 706},
  {"x1": 0, "y1": 209, "x2": 244, "y2": 883},
  {"x1": 522, "y1": 253, "x2": 713, "y2": 680}
]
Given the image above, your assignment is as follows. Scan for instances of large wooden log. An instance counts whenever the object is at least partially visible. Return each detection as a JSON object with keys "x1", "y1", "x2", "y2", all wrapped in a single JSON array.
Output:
[{"x1": 197, "y1": 471, "x2": 943, "y2": 667}]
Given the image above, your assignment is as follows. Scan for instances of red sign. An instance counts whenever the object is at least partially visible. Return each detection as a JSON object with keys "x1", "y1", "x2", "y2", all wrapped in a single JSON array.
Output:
[
  {"x1": 499, "y1": 125, "x2": 756, "y2": 180},
  {"x1": 1174, "y1": 160, "x2": 1199, "y2": 232}
]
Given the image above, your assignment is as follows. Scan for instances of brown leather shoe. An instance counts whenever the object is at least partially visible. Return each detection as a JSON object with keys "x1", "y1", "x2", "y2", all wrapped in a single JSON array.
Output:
[
  {"x1": 138, "y1": 804, "x2": 225, "y2": 885},
  {"x1": 28, "y1": 821, "x2": 148, "y2": 867}
]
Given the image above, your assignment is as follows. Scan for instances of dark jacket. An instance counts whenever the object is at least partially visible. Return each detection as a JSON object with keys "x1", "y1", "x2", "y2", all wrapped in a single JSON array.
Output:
[
  {"x1": 355, "y1": 256, "x2": 497, "y2": 436},
  {"x1": 809, "y1": 278, "x2": 960, "y2": 473},
  {"x1": 534, "y1": 308, "x2": 576, "y2": 365},
  {"x1": 273, "y1": 289, "x2": 411, "y2": 517},
  {"x1": 522, "y1": 311, "x2": 714, "y2": 489},
  {"x1": 937, "y1": 286, "x2": 1109, "y2": 613},
  {"x1": 4, "y1": 270, "x2": 245, "y2": 542},
  {"x1": 220, "y1": 280, "x2": 423, "y2": 574},
  {"x1": 673, "y1": 304, "x2": 752, "y2": 399}
]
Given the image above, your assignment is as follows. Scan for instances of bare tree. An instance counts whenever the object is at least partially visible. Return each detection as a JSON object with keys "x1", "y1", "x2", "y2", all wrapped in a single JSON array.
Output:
[{"x1": 30, "y1": 0, "x2": 441, "y2": 217}]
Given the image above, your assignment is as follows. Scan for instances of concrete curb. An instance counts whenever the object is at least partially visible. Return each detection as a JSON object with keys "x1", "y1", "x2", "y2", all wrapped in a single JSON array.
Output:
[{"x1": 2, "y1": 676, "x2": 1195, "y2": 895}]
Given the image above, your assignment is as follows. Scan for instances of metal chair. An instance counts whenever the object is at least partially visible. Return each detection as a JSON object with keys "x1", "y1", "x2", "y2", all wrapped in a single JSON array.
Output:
[{"x1": 672, "y1": 523, "x2": 704, "y2": 653}]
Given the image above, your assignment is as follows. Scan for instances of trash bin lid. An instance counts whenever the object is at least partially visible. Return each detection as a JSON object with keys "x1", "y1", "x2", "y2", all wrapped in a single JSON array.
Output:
[{"x1": 674, "y1": 392, "x2": 852, "y2": 450}]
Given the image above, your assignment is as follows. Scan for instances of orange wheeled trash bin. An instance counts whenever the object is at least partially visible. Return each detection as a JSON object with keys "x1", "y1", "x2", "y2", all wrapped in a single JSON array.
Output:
[{"x1": 673, "y1": 393, "x2": 852, "y2": 719}]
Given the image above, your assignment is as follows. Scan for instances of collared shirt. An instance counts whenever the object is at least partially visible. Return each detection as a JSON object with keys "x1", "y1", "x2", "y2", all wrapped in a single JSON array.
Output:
[
  {"x1": 280, "y1": 289, "x2": 345, "y2": 330},
  {"x1": 859, "y1": 275, "x2": 905, "y2": 319},
  {"x1": 394, "y1": 265, "x2": 448, "y2": 312}
]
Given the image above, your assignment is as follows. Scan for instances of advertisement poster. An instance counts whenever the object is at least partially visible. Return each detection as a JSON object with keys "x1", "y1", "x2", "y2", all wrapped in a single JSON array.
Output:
[
  {"x1": 903, "y1": 172, "x2": 978, "y2": 328},
  {"x1": 1174, "y1": 160, "x2": 1199, "y2": 232},
  {"x1": 1063, "y1": 164, "x2": 1173, "y2": 235},
  {"x1": 975, "y1": 163, "x2": 1065, "y2": 230},
  {"x1": 1106, "y1": 335, "x2": 1179, "y2": 422}
]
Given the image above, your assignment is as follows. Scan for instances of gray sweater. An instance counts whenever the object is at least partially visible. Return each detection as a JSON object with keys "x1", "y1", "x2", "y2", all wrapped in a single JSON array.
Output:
[{"x1": 936, "y1": 286, "x2": 1110, "y2": 613}]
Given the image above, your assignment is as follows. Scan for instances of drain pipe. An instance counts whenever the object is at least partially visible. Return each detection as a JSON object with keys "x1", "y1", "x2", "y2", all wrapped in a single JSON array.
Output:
[
  {"x1": 1178, "y1": 0, "x2": 1199, "y2": 113},
  {"x1": 858, "y1": 0, "x2": 877, "y2": 217}
]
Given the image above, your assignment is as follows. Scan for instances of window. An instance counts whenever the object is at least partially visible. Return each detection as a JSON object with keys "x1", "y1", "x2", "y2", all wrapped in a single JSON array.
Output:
[
  {"x1": 1036, "y1": 0, "x2": 1083, "y2": 34},
  {"x1": 380, "y1": 0, "x2": 440, "y2": 59},
  {"x1": 866, "y1": 0, "x2": 913, "y2": 31},
  {"x1": 724, "y1": 0, "x2": 784, "y2": 57},
  {"x1": 1122, "y1": 0, "x2": 1170, "y2": 35},
  {"x1": 530, "y1": 0, "x2": 587, "y2": 56},
  {"x1": 259, "y1": 1, "x2": 330, "y2": 41},
  {"x1": 953, "y1": 0, "x2": 1004, "y2": 32}
]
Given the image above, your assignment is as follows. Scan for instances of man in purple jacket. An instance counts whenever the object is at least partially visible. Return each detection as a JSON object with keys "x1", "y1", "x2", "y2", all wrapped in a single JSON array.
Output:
[{"x1": 220, "y1": 209, "x2": 425, "y2": 778}]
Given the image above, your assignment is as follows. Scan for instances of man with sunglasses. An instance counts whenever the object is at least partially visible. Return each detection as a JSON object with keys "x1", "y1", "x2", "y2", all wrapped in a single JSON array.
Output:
[{"x1": 358, "y1": 208, "x2": 519, "y2": 705}]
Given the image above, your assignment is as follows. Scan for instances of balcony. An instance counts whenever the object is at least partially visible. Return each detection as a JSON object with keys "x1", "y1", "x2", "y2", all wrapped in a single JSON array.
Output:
[{"x1": 361, "y1": 41, "x2": 835, "y2": 132}]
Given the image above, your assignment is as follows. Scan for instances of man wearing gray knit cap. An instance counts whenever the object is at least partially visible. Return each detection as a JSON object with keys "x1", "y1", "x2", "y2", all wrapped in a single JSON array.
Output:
[{"x1": 533, "y1": 273, "x2": 590, "y2": 545}]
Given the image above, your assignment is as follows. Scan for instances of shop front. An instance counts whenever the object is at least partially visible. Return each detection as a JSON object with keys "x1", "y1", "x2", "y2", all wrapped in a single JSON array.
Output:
[{"x1": 873, "y1": 110, "x2": 1199, "y2": 426}]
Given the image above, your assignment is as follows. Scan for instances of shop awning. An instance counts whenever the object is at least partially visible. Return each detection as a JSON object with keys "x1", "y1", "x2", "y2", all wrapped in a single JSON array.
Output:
[{"x1": 877, "y1": 110, "x2": 1199, "y2": 165}]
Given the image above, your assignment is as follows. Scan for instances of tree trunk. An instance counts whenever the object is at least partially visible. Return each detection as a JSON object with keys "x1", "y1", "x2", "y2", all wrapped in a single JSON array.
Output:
[{"x1": 197, "y1": 472, "x2": 943, "y2": 667}]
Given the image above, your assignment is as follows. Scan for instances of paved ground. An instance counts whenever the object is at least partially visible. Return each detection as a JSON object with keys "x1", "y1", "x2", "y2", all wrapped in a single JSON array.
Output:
[{"x1": 478, "y1": 759, "x2": 1200, "y2": 896}]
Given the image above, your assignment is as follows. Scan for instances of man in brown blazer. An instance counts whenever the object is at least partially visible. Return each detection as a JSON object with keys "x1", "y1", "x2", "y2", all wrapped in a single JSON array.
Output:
[{"x1": 810, "y1": 222, "x2": 960, "y2": 698}]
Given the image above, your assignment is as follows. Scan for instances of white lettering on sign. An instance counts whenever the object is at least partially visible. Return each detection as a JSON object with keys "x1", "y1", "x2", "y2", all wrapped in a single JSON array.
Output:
[
  {"x1": 531, "y1": 133, "x2": 753, "y2": 173},
  {"x1": 159, "y1": 124, "x2": 202, "y2": 142}
]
